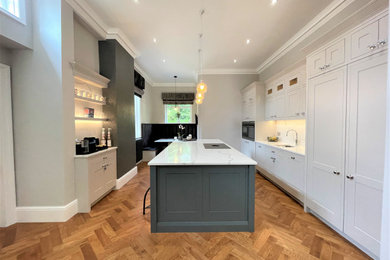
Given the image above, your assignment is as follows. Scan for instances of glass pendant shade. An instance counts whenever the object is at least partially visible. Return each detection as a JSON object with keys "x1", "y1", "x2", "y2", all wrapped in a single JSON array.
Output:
[
  {"x1": 196, "y1": 80, "x2": 207, "y2": 93},
  {"x1": 196, "y1": 92, "x2": 204, "y2": 100},
  {"x1": 195, "y1": 98, "x2": 203, "y2": 104}
]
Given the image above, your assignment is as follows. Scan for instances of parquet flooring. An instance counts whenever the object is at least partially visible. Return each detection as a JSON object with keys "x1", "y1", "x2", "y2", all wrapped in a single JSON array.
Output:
[{"x1": 0, "y1": 162, "x2": 371, "y2": 259}]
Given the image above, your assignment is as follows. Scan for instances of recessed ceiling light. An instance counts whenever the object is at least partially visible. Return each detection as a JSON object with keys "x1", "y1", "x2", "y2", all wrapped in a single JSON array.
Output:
[
  {"x1": 153, "y1": 38, "x2": 157, "y2": 43},
  {"x1": 134, "y1": 0, "x2": 139, "y2": 3},
  {"x1": 233, "y1": 59, "x2": 237, "y2": 63},
  {"x1": 246, "y1": 39, "x2": 251, "y2": 44},
  {"x1": 271, "y1": 0, "x2": 278, "y2": 5},
  {"x1": 162, "y1": 59, "x2": 166, "y2": 63}
]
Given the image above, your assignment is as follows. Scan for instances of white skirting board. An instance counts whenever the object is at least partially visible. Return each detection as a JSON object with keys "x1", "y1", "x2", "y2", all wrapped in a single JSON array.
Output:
[
  {"x1": 115, "y1": 166, "x2": 138, "y2": 190},
  {"x1": 16, "y1": 199, "x2": 78, "y2": 223}
]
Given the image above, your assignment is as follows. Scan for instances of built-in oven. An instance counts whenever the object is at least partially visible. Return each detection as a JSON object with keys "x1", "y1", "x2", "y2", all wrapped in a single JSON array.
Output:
[{"x1": 242, "y1": 121, "x2": 255, "y2": 141}]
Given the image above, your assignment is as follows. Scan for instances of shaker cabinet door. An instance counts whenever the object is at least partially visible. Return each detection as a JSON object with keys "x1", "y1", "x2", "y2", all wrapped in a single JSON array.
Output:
[
  {"x1": 344, "y1": 52, "x2": 387, "y2": 256},
  {"x1": 307, "y1": 68, "x2": 346, "y2": 230}
]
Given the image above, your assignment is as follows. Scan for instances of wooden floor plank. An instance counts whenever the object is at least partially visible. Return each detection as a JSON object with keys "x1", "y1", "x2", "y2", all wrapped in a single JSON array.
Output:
[{"x1": 0, "y1": 162, "x2": 371, "y2": 260}]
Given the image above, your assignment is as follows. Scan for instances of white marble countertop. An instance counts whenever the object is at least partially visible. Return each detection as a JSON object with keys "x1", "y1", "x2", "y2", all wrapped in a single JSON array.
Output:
[
  {"x1": 154, "y1": 138, "x2": 176, "y2": 143},
  {"x1": 256, "y1": 140, "x2": 305, "y2": 156},
  {"x1": 148, "y1": 139, "x2": 257, "y2": 166},
  {"x1": 74, "y1": 147, "x2": 117, "y2": 158}
]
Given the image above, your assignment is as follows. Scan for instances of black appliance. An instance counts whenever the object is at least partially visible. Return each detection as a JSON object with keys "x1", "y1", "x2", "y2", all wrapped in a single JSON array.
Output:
[
  {"x1": 242, "y1": 121, "x2": 255, "y2": 141},
  {"x1": 76, "y1": 137, "x2": 101, "y2": 155}
]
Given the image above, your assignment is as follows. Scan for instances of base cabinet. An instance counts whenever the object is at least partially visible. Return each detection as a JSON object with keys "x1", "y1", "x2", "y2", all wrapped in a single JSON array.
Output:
[
  {"x1": 241, "y1": 139, "x2": 255, "y2": 159},
  {"x1": 75, "y1": 148, "x2": 117, "y2": 212},
  {"x1": 255, "y1": 142, "x2": 305, "y2": 199}
]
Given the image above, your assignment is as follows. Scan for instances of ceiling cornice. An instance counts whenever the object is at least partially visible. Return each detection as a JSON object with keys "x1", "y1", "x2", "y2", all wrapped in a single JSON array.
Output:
[
  {"x1": 152, "y1": 83, "x2": 196, "y2": 88},
  {"x1": 200, "y1": 69, "x2": 258, "y2": 75},
  {"x1": 256, "y1": 0, "x2": 354, "y2": 74},
  {"x1": 66, "y1": 0, "x2": 140, "y2": 58}
]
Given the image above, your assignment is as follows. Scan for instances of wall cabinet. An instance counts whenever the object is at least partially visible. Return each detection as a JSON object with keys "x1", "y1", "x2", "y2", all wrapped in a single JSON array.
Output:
[
  {"x1": 255, "y1": 142, "x2": 305, "y2": 197},
  {"x1": 307, "y1": 39, "x2": 345, "y2": 78},
  {"x1": 264, "y1": 66, "x2": 306, "y2": 120},
  {"x1": 75, "y1": 148, "x2": 117, "y2": 212},
  {"x1": 241, "y1": 84, "x2": 256, "y2": 121},
  {"x1": 350, "y1": 15, "x2": 388, "y2": 60},
  {"x1": 241, "y1": 139, "x2": 255, "y2": 159}
]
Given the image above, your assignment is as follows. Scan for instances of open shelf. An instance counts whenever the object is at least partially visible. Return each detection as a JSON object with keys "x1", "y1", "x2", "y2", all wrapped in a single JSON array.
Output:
[
  {"x1": 75, "y1": 117, "x2": 109, "y2": 122},
  {"x1": 74, "y1": 95, "x2": 106, "y2": 105},
  {"x1": 71, "y1": 62, "x2": 110, "y2": 89}
]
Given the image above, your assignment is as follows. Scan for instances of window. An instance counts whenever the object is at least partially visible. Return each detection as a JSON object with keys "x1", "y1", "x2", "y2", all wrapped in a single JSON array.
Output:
[
  {"x1": 165, "y1": 104, "x2": 192, "y2": 123},
  {"x1": 0, "y1": 0, "x2": 20, "y2": 18},
  {"x1": 134, "y1": 95, "x2": 141, "y2": 139}
]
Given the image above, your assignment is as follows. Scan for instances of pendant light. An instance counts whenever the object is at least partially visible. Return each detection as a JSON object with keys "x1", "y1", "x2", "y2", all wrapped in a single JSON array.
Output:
[
  {"x1": 196, "y1": 8, "x2": 207, "y2": 95},
  {"x1": 174, "y1": 75, "x2": 180, "y2": 118}
]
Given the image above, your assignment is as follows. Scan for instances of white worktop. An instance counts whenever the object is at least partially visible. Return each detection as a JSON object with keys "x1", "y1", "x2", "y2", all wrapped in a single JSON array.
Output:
[
  {"x1": 148, "y1": 139, "x2": 257, "y2": 166},
  {"x1": 256, "y1": 141, "x2": 305, "y2": 156},
  {"x1": 74, "y1": 147, "x2": 117, "y2": 158}
]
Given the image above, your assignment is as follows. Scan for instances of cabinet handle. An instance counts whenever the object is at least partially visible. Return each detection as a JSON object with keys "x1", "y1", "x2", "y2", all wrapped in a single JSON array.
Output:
[
  {"x1": 296, "y1": 112, "x2": 300, "y2": 116},
  {"x1": 301, "y1": 112, "x2": 305, "y2": 116},
  {"x1": 324, "y1": 64, "x2": 330, "y2": 69},
  {"x1": 319, "y1": 66, "x2": 324, "y2": 70},
  {"x1": 271, "y1": 151, "x2": 275, "y2": 153},
  {"x1": 378, "y1": 40, "x2": 387, "y2": 46},
  {"x1": 291, "y1": 156, "x2": 295, "y2": 160},
  {"x1": 270, "y1": 157, "x2": 276, "y2": 163},
  {"x1": 346, "y1": 175, "x2": 354, "y2": 180},
  {"x1": 103, "y1": 157, "x2": 107, "y2": 159},
  {"x1": 333, "y1": 171, "x2": 341, "y2": 175},
  {"x1": 368, "y1": 44, "x2": 377, "y2": 50}
]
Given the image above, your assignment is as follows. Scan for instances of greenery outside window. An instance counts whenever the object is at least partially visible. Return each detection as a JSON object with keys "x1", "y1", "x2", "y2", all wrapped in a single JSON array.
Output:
[{"x1": 165, "y1": 104, "x2": 192, "y2": 123}]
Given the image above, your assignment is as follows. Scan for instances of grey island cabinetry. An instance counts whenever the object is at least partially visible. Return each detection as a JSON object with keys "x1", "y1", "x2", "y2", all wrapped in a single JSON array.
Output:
[{"x1": 148, "y1": 139, "x2": 257, "y2": 233}]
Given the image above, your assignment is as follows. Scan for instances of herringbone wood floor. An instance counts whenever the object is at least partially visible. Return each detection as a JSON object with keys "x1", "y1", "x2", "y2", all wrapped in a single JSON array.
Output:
[{"x1": 0, "y1": 162, "x2": 370, "y2": 260}]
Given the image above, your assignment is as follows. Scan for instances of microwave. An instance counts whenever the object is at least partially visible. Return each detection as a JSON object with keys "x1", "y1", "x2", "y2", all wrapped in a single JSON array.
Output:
[{"x1": 242, "y1": 121, "x2": 255, "y2": 141}]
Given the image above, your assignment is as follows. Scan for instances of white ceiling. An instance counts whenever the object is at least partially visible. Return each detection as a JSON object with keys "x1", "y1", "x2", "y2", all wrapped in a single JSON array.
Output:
[{"x1": 85, "y1": 0, "x2": 334, "y2": 84}]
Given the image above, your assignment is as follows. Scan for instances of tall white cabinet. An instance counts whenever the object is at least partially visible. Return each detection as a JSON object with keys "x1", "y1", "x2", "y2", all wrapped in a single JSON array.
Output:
[
  {"x1": 307, "y1": 68, "x2": 347, "y2": 230},
  {"x1": 306, "y1": 11, "x2": 387, "y2": 258},
  {"x1": 344, "y1": 52, "x2": 387, "y2": 255}
]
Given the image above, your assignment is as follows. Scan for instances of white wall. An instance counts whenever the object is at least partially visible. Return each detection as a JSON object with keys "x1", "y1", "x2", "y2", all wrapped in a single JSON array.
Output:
[
  {"x1": 198, "y1": 74, "x2": 259, "y2": 150},
  {"x1": 73, "y1": 17, "x2": 104, "y2": 139},
  {"x1": 74, "y1": 18, "x2": 100, "y2": 73},
  {"x1": 141, "y1": 85, "x2": 197, "y2": 124},
  {"x1": 0, "y1": 46, "x2": 12, "y2": 65},
  {"x1": 10, "y1": 0, "x2": 75, "y2": 206},
  {"x1": 0, "y1": 0, "x2": 32, "y2": 48}
]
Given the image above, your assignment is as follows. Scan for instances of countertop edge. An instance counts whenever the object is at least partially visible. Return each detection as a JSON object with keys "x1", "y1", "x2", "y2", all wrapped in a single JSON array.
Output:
[
  {"x1": 255, "y1": 141, "x2": 305, "y2": 156},
  {"x1": 74, "y1": 147, "x2": 117, "y2": 159}
]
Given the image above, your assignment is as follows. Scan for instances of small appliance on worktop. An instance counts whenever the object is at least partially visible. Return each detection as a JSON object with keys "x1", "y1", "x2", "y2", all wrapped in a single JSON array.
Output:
[{"x1": 75, "y1": 137, "x2": 108, "y2": 155}]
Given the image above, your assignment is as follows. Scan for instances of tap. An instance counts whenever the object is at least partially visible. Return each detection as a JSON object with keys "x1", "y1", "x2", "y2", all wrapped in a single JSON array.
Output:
[{"x1": 286, "y1": 129, "x2": 298, "y2": 146}]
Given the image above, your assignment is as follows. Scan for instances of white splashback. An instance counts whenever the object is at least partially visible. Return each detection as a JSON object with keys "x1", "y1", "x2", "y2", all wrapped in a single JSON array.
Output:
[{"x1": 275, "y1": 120, "x2": 306, "y2": 146}]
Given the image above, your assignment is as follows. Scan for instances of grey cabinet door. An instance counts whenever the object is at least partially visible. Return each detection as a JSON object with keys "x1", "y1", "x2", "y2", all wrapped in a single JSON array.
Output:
[
  {"x1": 202, "y1": 166, "x2": 248, "y2": 221},
  {"x1": 157, "y1": 167, "x2": 203, "y2": 221}
]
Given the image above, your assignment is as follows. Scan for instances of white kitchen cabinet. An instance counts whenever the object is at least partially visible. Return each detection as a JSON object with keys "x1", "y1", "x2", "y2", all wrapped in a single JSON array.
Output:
[
  {"x1": 285, "y1": 87, "x2": 306, "y2": 118},
  {"x1": 255, "y1": 142, "x2": 305, "y2": 199},
  {"x1": 307, "y1": 68, "x2": 346, "y2": 230},
  {"x1": 241, "y1": 84, "x2": 256, "y2": 121},
  {"x1": 75, "y1": 148, "x2": 117, "y2": 212},
  {"x1": 241, "y1": 139, "x2": 255, "y2": 159},
  {"x1": 350, "y1": 15, "x2": 388, "y2": 60},
  {"x1": 307, "y1": 39, "x2": 345, "y2": 78},
  {"x1": 265, "y1": 65, "x2": 306, "y2": 120},
  {"x1": 344, "y1": 52, "x2": 387, "y2": 256}
]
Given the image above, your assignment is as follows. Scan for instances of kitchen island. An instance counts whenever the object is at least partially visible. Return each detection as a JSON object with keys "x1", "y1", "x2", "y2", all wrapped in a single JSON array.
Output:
[{"x1": 148, "y1": 139, "x2": 257, "y2": 233}]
